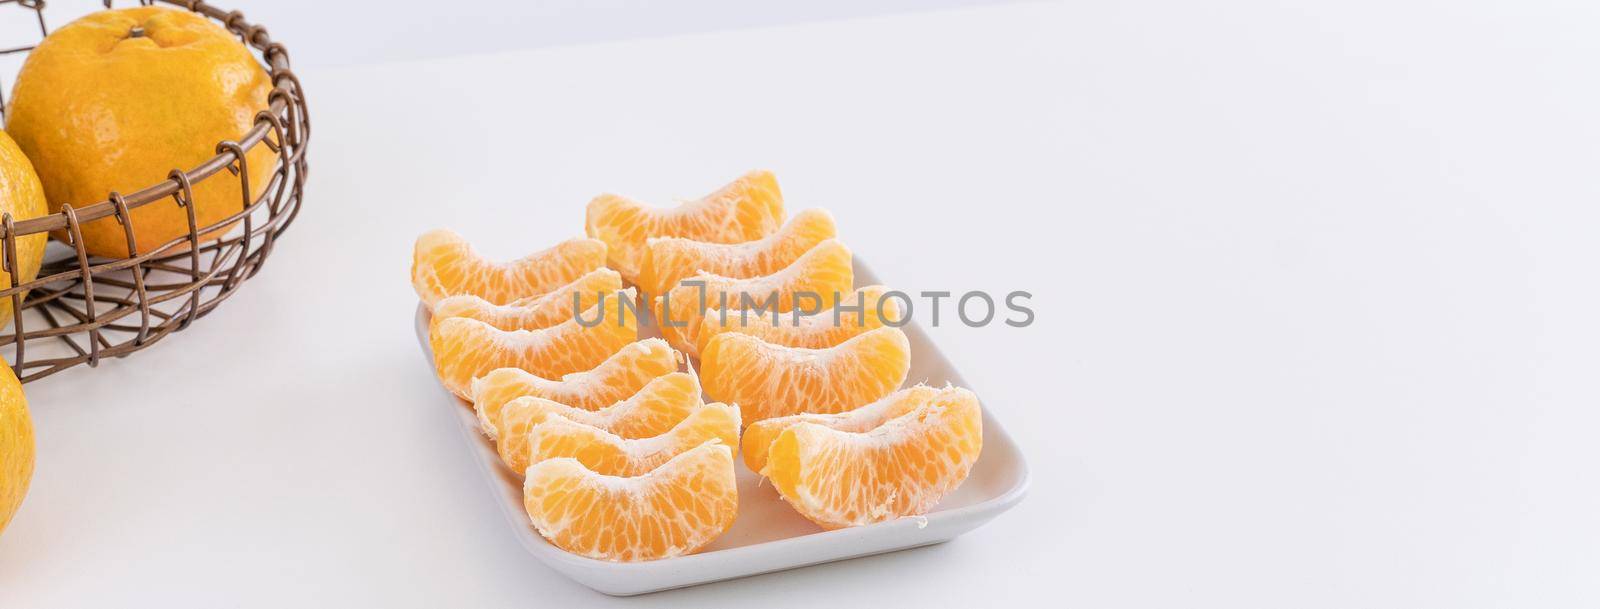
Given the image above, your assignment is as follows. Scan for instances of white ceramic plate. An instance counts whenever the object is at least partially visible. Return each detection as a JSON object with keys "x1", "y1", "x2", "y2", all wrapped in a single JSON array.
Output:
[{"x1": 412, "y1": 262, "x2": 1029, "y2": 596}]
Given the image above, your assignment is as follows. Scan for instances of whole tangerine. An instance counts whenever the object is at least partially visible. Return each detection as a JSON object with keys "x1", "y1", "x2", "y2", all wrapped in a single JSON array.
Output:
[
  {"x1": 0, "y1": 364, "x2": 32, "y2": 538},
  {"x1": 0, "y1": 132, "x2": 49, "y2": 328},
  {"x1": 5, "y1": 6, "x2": 276, "y2": 258}
]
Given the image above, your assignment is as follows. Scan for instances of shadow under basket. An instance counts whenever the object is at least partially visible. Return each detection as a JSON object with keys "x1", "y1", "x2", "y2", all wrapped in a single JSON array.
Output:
[{"x1": 0, "y1": 0, "x2": 310, "y2": 382}]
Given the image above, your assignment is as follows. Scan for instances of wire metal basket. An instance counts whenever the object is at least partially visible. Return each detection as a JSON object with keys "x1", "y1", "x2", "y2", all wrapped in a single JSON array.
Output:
[{"x1": 0, "y1": 0, "x2": 309, "y2": 382}]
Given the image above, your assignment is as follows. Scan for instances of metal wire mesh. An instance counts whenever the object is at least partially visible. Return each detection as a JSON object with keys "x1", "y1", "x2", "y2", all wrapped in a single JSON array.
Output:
[{"x1": 0, "y1": 0, "x2": 309, "y2": 382}]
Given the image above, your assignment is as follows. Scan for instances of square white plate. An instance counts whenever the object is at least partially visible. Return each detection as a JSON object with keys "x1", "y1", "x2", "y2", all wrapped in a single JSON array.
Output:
[{"x1": 412, "y1": 262, "x2": 1029, "y2": 595}]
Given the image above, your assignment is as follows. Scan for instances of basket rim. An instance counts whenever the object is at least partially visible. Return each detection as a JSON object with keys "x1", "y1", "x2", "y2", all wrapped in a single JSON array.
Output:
[{"x1": 0, "y1": 0, "x2": 300, "y2": 240}]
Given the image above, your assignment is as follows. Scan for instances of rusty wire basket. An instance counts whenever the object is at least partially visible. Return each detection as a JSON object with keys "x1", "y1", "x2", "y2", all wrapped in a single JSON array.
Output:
[{"x1": 0, "y1": 0, "x2": 308, "y2": 382}]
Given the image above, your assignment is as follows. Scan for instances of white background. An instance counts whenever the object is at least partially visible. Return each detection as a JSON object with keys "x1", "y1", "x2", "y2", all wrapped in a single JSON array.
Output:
[
  {"x1": 0, "y1": 0, "x2": 1023, "y2": 68},
  {"x1": 3, "y1": 0, "x2": 1600, "y2": 607}
]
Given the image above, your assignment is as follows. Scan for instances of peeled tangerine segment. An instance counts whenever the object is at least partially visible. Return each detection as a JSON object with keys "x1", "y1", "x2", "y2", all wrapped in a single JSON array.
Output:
[
  {"x1": 519, "y1": 402, "x2": 741, "y2": 477},
  {"x1": 654, "y1": 239, "x2": 854, "y2": 357},
  {"x1": 470, "y1": 338, "x2": 680, "y2": 432},
  {"x1": 638, "y1": 208, "x2": 837, "y2": 297},
  {"x1": 524, "y1": 442, "x2": 738, "y2": 562},
  {"x1": 764, "y1": 386, "x2": 983, "y2": 530},
  {"x1": 701, "y1": 326, "x2": 910, "y2": 425},
  {"x1": 695, "y1": 285, "x2": 902, "y2": 354},
  {"x1": 489, "y1": 372, "x2": 705, "y2": 473},
  {"x1": 429, "y1": 268, "x2": 623, "y2": 336},
  {"x1": 742, "y1": 384, "x2": 942, "y2": 473},
  {"x1": 584, "y1": 170, "x2": 785, "y2": 281},
  {"x1": 412, "y1": 229, "x2": 607, "y2": 308},
  {"x1": 430, "y1": 289, "x2": 638, "y2": 398}
]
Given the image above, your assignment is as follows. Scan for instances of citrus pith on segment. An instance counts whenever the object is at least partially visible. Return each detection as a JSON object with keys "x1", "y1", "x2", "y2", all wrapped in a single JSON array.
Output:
[
  {"x1": 523, "y1": 442, "x2": 738, "y2": 562},
  {"x1": 763, "y1": 386, "x2": 982, "y2": 529},
  {"x1": 700, "y1": 326, "x2": 910, "y2": 425},
  {"x1": 430, "y1": 289, "x2": 638, "y2": 398},
  {"x1": 412, "y1": 229, "x2": 607, "y2": 308},
  {"x1": 585, "y1": 170, "x2": 784, "y2": 281}
]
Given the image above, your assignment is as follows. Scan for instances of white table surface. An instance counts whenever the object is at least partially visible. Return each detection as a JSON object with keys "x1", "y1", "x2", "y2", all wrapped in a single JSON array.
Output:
[{"x1": 3, "y1": 1, "x2": 1599, "y2": 606}]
